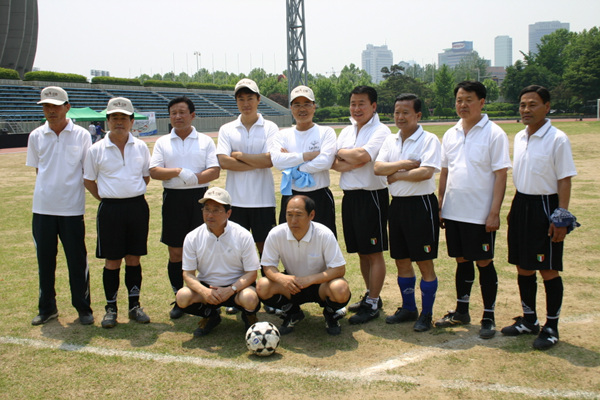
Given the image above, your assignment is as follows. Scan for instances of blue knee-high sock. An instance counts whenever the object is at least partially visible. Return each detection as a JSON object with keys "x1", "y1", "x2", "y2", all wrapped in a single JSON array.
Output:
[
  {"x1": 420, "y1": 278, "x2": 438, "y2": 315},
  {"x1": 398, "y1": 276, "x2": 417, "y2": 312}
]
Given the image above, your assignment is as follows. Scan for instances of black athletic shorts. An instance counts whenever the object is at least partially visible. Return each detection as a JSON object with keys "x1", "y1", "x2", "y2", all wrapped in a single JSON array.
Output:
[
  {"x1": 389, "y1": 194, "x2": 439, "y2": 261},
  {"x1": 96, "y1": 195, "x2": 149, "y2": 260},
  {"x1": 279, "y1": 187, "x2": 337, "y2": 237},
  {"x1": 444, "y1": 219, "x2": 495, "y2": 261},
  {"x1": 508, "y1": 192, "x2": 563, "y2": 271},
  {"x1": 341, "y1": 188, "x2": 389, "y2": 254},
  {"x1": 229, "y1": 206, "x2": 276, "y2": 243},
  {"x1": 161, "y1": 187, "x2": 207, "y2": 247}
]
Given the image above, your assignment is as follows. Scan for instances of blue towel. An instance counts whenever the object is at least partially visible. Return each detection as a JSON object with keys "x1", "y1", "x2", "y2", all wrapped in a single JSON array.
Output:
[
  {"x1": 550, "y1": 207, "x2": 580, "y2": 234},
  {"x1": 281, "y1": 166, "x2": 315, "y2": 195}
]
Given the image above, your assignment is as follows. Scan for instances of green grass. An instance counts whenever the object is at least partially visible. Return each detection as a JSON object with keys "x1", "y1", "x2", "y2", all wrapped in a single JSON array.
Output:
[{"x1": 1, "y1": 119, "x2": 599, "y2": 399}]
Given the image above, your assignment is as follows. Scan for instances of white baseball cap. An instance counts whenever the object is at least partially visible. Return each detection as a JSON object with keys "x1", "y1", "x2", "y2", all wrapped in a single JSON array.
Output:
[
  {"x1": 37, "y1": 86, "x2": 69, "y2": 105},
  {"x1": 234, "y1": 79, "x2": 260, "y2": 96},
  {"x1": 106, "y1": 97, "x2": 134, "y2": 115},
  {"x1": 199, "y1": 187, "x2": 232, "y2": 205},
  {"x1": 290, "y1": 85, "x2": 315, "y2": 103}
]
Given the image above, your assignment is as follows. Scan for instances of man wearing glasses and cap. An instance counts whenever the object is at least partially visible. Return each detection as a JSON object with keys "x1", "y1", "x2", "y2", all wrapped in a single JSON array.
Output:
[
  {"x1": 27, "y1": 86, "x2": 94, "y2": 326},
  {"x1": 175, "y1": 187, "x2": 261, "y2": 337},
  {"x1": 84, "y1": 97, "x2": 152, "y2": 329},
  {"x1": 270, "y1": 85, "x2": 338, "y2": 237}
]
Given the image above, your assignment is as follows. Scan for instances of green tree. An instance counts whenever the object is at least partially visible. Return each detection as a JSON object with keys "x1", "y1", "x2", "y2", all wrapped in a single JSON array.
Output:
[
  {"x1": 501, "y1": 60, "x2": 559, "y2": 103},
  {"x1": 434, "y1": 64, "x2": 455, "y2": 108},
  {"x1": 563, "y1": 27, "x2": 600, "y2": 101},
  {"x1": 533, "y1": 29, "x2": 576, "y2": 77},
  {"x1": 312, "y1": 77, "x2": 337, "y2": 107},
  {"x1": 483, "y1": 79, "x2": 500, "y2": 103}
]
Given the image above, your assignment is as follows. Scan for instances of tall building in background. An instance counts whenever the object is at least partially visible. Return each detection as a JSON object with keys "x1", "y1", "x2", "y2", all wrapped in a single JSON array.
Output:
[
  {"x1": 0, "y1": 0, "x2": 38, "y2": 78},
  {"x1": 494, "y1": 35, "x2": 512, "y2": 67},
  {"x1": 438, "y1": 41, "x2": 474, "y2": 68},
  {"x1": 362, "y1": 44, "x2": 393, "y2": 84},
  {"x1": 529, "y1": 20, "x2": 570, "y2": 54}
]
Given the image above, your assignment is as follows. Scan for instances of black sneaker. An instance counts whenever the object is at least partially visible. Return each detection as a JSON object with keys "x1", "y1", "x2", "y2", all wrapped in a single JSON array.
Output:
[
  {"x1": 323, "y1": 309, "x2": 342, "y2": 336},
  {"x1": 348, "y1": 303, "x2": 380, "y2": 325},
  {"x1": 194, "y1": 312, "x2": 222, "y2": 337},
  {"x1": 226, "y1": 306, "x2": 239, "y2": 315},
  {"x1": 501, "y1": 316, "x2": 540, "y2": 336},
  {"x1": 128, "y1": 305, "x2": 150, "y2": 324},
  {"x1": 242, "y1": 313, "x2": 258, "y2": 330},
  {"x1": 385, "y1": 307, "x2": 418, "y2": 324},
  {"x1": 279, "y1": 309, "x2": 305, "y2": 335},
  {"x1": 78, "y1": 312, "x2": 94, "y2": 326},
  {"x1": 479, "y1": 318, "x2": 496, "y2": 339},
  {"x1": 413, "y1": 312, "x2": 433, "y2": 332},
  {"x1": 533, "y1": 326, "x2": 559, "y2": 350},
  {"x1": 169, "y1": 302, "x2": 185, "y2": 319},
  {"x1": 31, "y1": 310, "x2": 58, "y2": 326},
  {"x1": 434, "y1": 310, "x2": 471, "y2": 328},
  {"x1": 348, "y1": 293, "x2": 383, "y2": 313},
  {"x1": 264, "y1": 305, "x2": 277, "y2": 314},
  {"x1": 101, "y1": 306, "x2": 118, "y2": 329}
]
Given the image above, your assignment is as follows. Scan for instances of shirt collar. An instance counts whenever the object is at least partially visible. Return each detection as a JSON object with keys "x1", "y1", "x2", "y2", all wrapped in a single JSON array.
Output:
[
  {"x1": 169, "y1": 126, "x2": 198, "y2": 140},
  {"x1": 350, "y1": 112, "x2": 381, "y2": 128},
  {"x1": 397, "y1": 125, "x2": 424, "y2": 142},
  {"x1": 235, "y1": 113, "x2": 265, "y2": 129},
  {"x1": 526, "y1": 119, "x2": 552, "y2": 138},
  {"x1": 285, "y1": 221, "x2": 314, "y2": 243},
  {"x1": 43, "y1": 119, "x2": 74, "y2": 135},
  {"x1": 105, "y1": 132, "x2": 135, "y2": 147},
  {"x1": 456, "y1": 114, "x2": 489, "y2": 132}
]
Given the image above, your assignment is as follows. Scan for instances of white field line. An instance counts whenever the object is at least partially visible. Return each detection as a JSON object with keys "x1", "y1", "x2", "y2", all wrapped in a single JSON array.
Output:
[{"x1": 1, "y1": 334, "x2": 598, "y2": 399}]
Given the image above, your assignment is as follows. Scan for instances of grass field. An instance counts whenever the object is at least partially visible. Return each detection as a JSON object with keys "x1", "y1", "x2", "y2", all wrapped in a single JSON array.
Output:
[{"x1": 1, "y1": 120, "x2": 599, "y2": 399}]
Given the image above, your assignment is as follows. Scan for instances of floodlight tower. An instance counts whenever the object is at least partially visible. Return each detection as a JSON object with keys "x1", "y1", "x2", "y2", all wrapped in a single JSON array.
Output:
[{"x1": 286, "y1": 0, "x2": 307, "y2": 102}]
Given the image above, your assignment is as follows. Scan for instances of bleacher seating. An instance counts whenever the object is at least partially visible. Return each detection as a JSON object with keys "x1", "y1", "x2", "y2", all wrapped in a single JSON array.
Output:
[{"x1": 0, "y1": 84, "x2": 290, "y2": 123}]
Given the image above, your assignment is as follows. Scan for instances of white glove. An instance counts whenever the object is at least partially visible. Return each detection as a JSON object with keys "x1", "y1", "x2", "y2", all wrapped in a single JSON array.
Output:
[
  {"x1": 179, "y1": 168, "x2": 198, "y2": 186},
  {"x1": 166, "y1": 176, "x2": 186, "y2": 187}
]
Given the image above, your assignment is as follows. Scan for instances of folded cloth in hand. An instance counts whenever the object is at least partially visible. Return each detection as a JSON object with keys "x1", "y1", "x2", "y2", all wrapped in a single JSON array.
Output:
[
  {"x1": 179, "y1": 168, "x2": 198, "y2": 186},
  {"x1": 281, "y1": 166, "x2": 315, "y2": 196},
  {"x1": 550, "y1": 207, "x2": 580, "y2": 234}
]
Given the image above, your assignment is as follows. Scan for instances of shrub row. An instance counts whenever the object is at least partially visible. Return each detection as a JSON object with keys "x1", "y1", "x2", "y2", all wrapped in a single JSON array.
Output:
[
  {"x1": 91, "y1": 76, "x2": 141, "y2": 86},
  {"x1": 0, "y1": 67, "x2": 19, "y2": 80},
  {"x1": 23, "y1": 71, "x2": 88, "y2": 83}
]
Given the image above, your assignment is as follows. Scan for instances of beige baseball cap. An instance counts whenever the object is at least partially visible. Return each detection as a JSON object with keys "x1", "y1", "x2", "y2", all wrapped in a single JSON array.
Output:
[
  {"x1": 290, "y1": 85, "x2": 315, "y2": 103},
  {"x1": 37, "y1": 86, "x2": 69, "y2": 105},
  {"x1": 106, "y1": 97, "x2": 134, "y2": 115},
  {"x1": 199, "y1": 187, "x2": 232, "y2": 205},
  {"x1": 234, "y1": 78, "x2": 260, "y2": 96}
]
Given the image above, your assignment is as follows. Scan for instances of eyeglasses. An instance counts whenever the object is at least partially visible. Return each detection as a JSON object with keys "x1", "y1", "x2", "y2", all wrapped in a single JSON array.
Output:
[
  {"x1": 291, "y1": 103, "x2": 314, "y2": 110},
  {"x1": 202, "y1": 207, "x2": 226, "y2": 215}
]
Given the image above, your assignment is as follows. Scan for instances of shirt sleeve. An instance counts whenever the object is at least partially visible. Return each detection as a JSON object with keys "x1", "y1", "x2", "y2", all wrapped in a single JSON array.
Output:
[
  {"x1": 83, "y1": 146, "x2": 98, "y2": 181},
  {"x1": 205, "y1": 139, "x2": 220, "y2": 169},
  {"x1": 182, "y1": 233, "x2": 198, "y2": 271},
  {"x1": 322, "y1": 229, "x2": 346, "y2": 269},
  {"x1": 215, "y1": 127, "x2": 232, "y2": 156},
  {"x1": 270, "y1": 130, "x2": 304, "y2": 170},
  {"x1": 299, "y1": 126, "x2": 337, "y2": 173},
  {"x1": 362, "y1": 124, "x2": 391, "y2": 162},
  {"x1": 149, "y1": 137, "x2": 165, "y2": 169},
  {"x1": 554, "y1": 132, "x2": 577, "y2": 180},
  {"x1": 419, "y1": 134, "x2": 442, "y2": 172},
  {"x1": 489, "y1": 126, "x2": 512, "y2": 172},
  {"x1": 25, "y1": 132, "x2": 39, "y2": 168},
  {"x1": 241, "y1": 233, "x2": 261, "y2": 272},
  {"x1": 260, "y1": 230, "x2": 281, "y2": 268}
]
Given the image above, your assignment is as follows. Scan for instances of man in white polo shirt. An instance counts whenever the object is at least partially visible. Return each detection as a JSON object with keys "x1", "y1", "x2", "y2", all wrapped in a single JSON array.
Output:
[
  {"x1": 176, "y1": 187, "x2": 260, "y2": 337},
  {"x1": 435, "y1": 81, "x2": 511, "y2": 339},
  {"x1": 150, "y1": 96, "x2": 220, "y2": 319},
  {"x1": 84, "y1": 97, "x2": 151, "y2": 329},
  {"x1": 26, "y1": 86, "x2": 93, "y2": 326},
  {"x1": 332, "y1": 85, "x2": 390, "y2": 325},
  {"x1": 501, "y1": 85, "x2": 577, "y2": 350},
  {"x1": 257, "y1": 195, "x2": 350, "y2": 335},
  {"x1": 216, "y1": 79, "x2": 278, "y2": 256},
  {"x1": 271, "y1": 85, "x2": 337, "y2": 236},
  {"x1": 374, "y1": 94, "x2": 441, "y2": 332}
]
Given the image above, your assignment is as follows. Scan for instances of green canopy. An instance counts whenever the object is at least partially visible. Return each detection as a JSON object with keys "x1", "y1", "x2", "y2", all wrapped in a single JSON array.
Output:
[{"x1": 65, "y1": 107, "x2": 105, "y2": 121}]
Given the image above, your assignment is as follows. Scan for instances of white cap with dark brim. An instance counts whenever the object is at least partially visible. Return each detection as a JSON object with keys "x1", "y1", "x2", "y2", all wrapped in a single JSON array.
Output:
[
  {"x1": 234, "y1": 79, "x2": 260, "y2": 96},
  {"x1": 37, "y1": 86, "x2": 69, "y2": 105},
  {"x1": 290, "y1": 85, "x2": 315, "y2": 104},
  {"x1": 106, "y1": 97, "x2": 134, "y2": 115},
  {"x1": 199, "y1": 187, "x2": 232, "y2": 205}
]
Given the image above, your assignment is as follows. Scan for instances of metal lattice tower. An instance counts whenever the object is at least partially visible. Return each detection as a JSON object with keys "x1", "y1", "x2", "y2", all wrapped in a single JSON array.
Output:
[{"x1": 286, "y1": 0, "x2": 307, "y2": 101}]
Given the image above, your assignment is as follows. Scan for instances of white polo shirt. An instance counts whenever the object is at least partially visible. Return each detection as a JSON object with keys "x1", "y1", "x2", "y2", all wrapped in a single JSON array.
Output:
[
  {"x1": 261, "y1": 221, "x2": 345, "y2": 277},
  {"x1": 376, "y1": 126, "x2": 441, "y2": 197},
  {"x1": 336, "y1": 113, "x2": 390, "y2": 191},
  {"x1": 513, "y1": 120, "x2": 577, "y2": 195},
  {"x1": 182, "y1": 220, "x2": 260, "y2": 287},
  {"x1": 270, "y1": 124, "x2": 336, "y2": 191},
  {"x1": 150, "y1": 127, "x2": 219, "y2": 189},
  {"x1": 26, "y1": 120, "x2": 91, "y2": 216},
  {"x1": 83, "y1": 132, "x2": 150, "y2": 199},
  {"x1": 441, "y1": 114, "x2": 511, "y2": 225},
  {"x1": 216, "y1": 114, "x2": 278, "y2": 207}
]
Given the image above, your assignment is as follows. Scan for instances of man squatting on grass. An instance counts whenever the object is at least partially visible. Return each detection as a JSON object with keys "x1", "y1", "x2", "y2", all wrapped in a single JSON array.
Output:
[
  {"x1": 435, "y1": 81, "x2": 511, "y2": 339},
  {"x1": 84, "y1": 97, "x2": 152, "y2": 329},
  {"x1": 27, "y1": 86, "x2": 94, "y2": 326},
  {"x1": 175, "y1": 187, "x2": 260, "y2": 337},
  {"x1": 501, "y1": 85, "x2": 578, "y2": 350},
  {"x1": 257, "y1": 195, "x2": 351, "y2": 335},
  {"x1": 332, "y1": 85, "x2": 391, "y2": 325},
  {"x1": 374, "y1": 94, "x2": 442, "y2": 333},
  {"x1": 149, "y1": 96, "x2": 220, "y2": 320}
]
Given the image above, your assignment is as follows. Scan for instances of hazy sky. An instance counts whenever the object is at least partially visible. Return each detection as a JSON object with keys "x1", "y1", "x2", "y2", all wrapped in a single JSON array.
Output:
[{"x1": 34, "y1": 0, "x2": 599, "y2": 79}]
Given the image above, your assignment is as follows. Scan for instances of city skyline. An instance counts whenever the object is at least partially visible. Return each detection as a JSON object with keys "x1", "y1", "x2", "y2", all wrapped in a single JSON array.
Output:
[{"x1": 32, "y1": 0, "x2": 599, "y2": 79}]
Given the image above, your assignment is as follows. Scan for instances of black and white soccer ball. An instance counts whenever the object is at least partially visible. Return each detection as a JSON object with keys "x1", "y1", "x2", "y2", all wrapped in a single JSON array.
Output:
[{"x1": 245, "y1": 321, "x2": 280, "y2": 356}]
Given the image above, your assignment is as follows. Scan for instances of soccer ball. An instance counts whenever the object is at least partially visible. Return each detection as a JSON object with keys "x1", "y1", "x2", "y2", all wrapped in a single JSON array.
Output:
[{"x1": 245, "y1": 321, "x2": 280, "y2": 356}]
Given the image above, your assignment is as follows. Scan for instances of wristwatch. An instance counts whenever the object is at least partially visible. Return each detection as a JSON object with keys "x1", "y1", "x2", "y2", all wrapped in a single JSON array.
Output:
[{"x1": 231, "y1": 285, "x2": 238, "y2": 293}]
